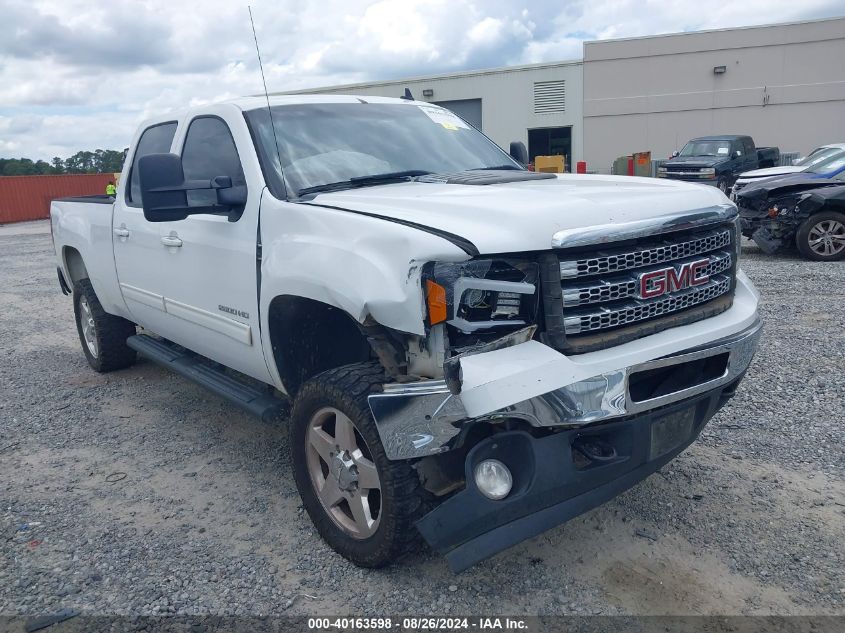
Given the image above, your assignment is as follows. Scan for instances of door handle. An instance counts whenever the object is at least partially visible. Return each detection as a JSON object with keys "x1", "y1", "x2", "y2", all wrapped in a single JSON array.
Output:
[
  {"x1": 114, "y1": 227, "x2": 130, "y2": 238},
  {"x1": 161, "y1": 235, "x2": 183, "y2": 248}
]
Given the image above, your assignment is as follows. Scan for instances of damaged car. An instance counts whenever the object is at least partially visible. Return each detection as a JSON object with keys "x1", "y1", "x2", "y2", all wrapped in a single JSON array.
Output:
[
  {"x1": 731, "y1": 142, "x2": 845, "y2": 199},
  {"x1": 736, "y1": 166, "x2": 845, "y2": 261},
  {"x1": 50, "y1": 95, "x2": 762, "y2": 572}
]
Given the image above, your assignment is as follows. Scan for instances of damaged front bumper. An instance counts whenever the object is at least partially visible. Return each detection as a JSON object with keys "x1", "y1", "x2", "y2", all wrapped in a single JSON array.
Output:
[
  {"x1": 740, "y1": 215, "x2": 797, "y2": 254},
  {"x1": 368, "y1": 272, "x2": 762, "y2": 571},
  {"x1": 738, "y1": 189, "x2": 829, "y2": 253},
  {"x1": 369, "y1": 272, "x2": 761, "y2": 461},
  {"x1": 417, "y1": 384, "x2": 741, "y2": 572}
]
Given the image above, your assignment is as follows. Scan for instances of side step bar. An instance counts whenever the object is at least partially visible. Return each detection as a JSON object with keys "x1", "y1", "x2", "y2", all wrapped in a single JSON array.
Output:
[{"x1": 127, "y1": 334, "x2": 288, "y2": 423}]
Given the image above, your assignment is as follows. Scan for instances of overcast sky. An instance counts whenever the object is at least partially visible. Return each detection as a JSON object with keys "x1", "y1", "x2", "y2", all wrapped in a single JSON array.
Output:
[{"x1": 1, "y1": 0, "x2": 842, "y2": 160}]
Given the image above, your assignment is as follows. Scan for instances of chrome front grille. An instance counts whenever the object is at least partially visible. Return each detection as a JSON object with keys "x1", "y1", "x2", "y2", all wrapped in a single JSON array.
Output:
[
  {"x1": 550, "y1": 221, "x2": 738, "y2": 352},
  {"x1": 561, "y1": 251, "x2": 733, "y2": 308},
  {"x1": 559, "y1": 229, "x2": 730, "y2": 279},
  {"x1": 563, "y1": 276, "x2": 731, "y2": 334}
]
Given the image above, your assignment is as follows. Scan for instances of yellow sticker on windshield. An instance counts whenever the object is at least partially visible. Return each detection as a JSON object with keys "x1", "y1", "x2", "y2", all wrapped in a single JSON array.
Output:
[{"x1": 441, "y1": 122, "x2": 458, "y2": 130}]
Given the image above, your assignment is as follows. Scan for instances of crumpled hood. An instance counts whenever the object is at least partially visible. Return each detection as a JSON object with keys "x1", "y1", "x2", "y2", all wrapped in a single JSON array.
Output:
[
  {"x1": 736, "y1": 174, "x2": 844, "y2": 210},
  {"x1": 306, "y1": 173, "x2": 730, "y2": 254}
]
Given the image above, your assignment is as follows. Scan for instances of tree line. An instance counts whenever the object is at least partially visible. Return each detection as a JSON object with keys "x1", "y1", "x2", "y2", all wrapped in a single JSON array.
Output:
[{"x1": 0, "y1": 149, "x2": 127, "y2": 176}]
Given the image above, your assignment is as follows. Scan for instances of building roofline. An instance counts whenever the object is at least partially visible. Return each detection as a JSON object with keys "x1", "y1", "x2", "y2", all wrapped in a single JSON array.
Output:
[
  {"x1": 273, "y1": 58, "x2": 582, "y2": 95},
  {"x1": 268, "y1": 14, "x2": 843, "y2": 96},
  {"x1": 583, "y1": 14, "x2": 845, "y2": 48}
]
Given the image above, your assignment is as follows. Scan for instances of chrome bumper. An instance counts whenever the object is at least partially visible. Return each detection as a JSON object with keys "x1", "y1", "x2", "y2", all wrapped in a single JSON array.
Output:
[{"x1": 368, "y1": 320, "x2": 762, "y2": 460}]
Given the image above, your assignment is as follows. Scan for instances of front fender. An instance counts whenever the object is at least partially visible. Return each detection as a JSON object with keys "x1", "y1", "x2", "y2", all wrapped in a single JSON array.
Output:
[{"x1": 257, "y1": 194, "x2": 468, "y2": 387}]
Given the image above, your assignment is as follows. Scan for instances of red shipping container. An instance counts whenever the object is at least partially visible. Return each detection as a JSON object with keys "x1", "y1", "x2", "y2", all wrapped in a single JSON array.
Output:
[{"x1": 0, "y1": 174, "x2": 115, "y2": 224}]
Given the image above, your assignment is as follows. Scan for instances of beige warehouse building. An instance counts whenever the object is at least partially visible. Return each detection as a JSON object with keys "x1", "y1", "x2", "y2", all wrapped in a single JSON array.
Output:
[
  {"x1": 584, "y1": 17, "x2": 845, "y2": 171},
  {"x1": 280, "y1": 16, "x2": 845, "y2": 173}
]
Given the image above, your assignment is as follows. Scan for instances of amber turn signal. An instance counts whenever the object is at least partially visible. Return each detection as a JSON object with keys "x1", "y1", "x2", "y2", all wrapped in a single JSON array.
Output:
[{"x1": 426, "y1": 280, "x2": 448, "y2": 325}]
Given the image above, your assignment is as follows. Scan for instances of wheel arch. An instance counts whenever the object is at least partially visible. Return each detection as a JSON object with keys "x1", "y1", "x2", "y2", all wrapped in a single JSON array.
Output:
[
  {"x1": 267, "y1": 295, "x2": 375, "y2": 396},
  {"x1": 63, "y1": 246, "x2": 89, "y2": 283}
]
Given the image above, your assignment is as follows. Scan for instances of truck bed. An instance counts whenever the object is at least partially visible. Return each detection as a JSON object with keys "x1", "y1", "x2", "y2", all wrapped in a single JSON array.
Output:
[
  {"x1": 53, "y1": 194, "x2": 115, "y2": 204},
  {"x1": 50, "y1": 197, "x2": 126, "y2": 317}
]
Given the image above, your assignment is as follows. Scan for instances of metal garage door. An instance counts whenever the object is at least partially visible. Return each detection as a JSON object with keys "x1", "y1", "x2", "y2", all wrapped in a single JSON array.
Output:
[{"x1": 434, "y1": 99, "x2": 482, "y2": 130}]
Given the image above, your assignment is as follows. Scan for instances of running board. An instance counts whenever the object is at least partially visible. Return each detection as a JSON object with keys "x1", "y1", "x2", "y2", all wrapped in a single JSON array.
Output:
[{"x1": 127, "y1": 334, "x2": 288, "y2": 423}]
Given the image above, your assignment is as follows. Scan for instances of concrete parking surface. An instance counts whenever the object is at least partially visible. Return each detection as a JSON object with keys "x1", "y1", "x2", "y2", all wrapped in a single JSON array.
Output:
[{"x1": 1, "y1": 220, "x2": 843, "y2": 616}]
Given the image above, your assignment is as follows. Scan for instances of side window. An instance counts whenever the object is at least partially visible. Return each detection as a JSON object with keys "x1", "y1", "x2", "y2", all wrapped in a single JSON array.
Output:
[
  {"x1": 127, "y1": 122, "x2": 178, "y2": 207},
  {"x1": 743, "y1": 138, "x2": 755, "y2": 157},
  {"x1": 181, "y1": 117, "x2": 247, "y2": 208}
]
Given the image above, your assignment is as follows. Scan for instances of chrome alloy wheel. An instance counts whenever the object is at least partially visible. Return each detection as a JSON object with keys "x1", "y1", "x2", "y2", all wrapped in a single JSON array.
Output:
[
  {"x1": 305, "y1": 407, "x2": 382, "y2": 539},
  {"x1": 808, "y1": 219, "x2": 845, "y2": 257},
  {"x1": 78, "y1": 295, "x2": 98, "y2": 357}
]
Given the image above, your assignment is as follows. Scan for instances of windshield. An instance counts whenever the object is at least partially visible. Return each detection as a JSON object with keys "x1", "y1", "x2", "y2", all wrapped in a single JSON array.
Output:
[
  {"x1": 795, "y1": 147, "x2": 844, "y2": 167},
  {"x1": 244, "y1": 103, "x2": 519, "y2": 197},
  {"x1": 807, "y1": 153, "x2": 845, "y2": 176},
  {"x1": 679, "y1": 140, "x2": 732, "y2": 157}
]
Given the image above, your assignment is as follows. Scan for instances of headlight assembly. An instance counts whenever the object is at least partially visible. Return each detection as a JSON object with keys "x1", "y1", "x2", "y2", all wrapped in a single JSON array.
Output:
[
  {"x1": 424, "y1": 259, "x2": 539, "y2": 334},
  {"x1": 700, "y1": 167, "x2": 716, "y2": 177}
]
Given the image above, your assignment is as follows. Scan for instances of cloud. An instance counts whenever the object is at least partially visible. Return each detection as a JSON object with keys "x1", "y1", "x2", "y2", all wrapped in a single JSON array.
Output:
[
  {"x1": 0, "y1": 0, "x2": 843, "y2": 159},
  {"x1": 0, "y1": 1, "x2": 173, "y2": 69}
]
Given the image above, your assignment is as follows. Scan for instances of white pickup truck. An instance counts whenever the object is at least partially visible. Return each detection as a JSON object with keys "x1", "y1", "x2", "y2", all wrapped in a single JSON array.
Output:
[{"x1": 50, "y1": 95, "x2": 761, "y2": 572}]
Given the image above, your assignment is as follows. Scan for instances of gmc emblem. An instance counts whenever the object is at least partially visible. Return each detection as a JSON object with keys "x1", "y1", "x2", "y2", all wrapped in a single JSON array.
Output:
[{"x1": 638, "y1": 259, "x2": 710, "y2": 299}]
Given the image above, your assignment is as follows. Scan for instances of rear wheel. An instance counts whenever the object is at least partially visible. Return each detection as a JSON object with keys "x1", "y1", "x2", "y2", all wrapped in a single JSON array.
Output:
[
  {"x1": 73, "y1": 279, "x2": 137, "y2": 372},
  {"x1": 796, "y1": 212, "x2": 845, "y2": 261},
  {"x1": 290, "y1": 362, "x2": 425, "y2": 567}
]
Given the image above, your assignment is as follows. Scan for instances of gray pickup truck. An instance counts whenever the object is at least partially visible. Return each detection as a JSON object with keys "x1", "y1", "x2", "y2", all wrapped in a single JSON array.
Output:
[{"x1": 658, "y1": 135, "x2": 780, "y2": 194}]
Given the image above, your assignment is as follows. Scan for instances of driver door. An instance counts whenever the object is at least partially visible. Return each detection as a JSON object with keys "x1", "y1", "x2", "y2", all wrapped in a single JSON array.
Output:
[{"x1": 152, "y1": 110, "x2": 273, "y2": 383}]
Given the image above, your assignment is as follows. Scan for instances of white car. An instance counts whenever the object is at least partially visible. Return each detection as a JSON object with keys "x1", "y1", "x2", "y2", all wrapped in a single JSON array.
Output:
[
  {"x1": 732, "y1": 143, "x2": 845, "y2": 197},
  {"x1": 50, "y1": 95, "x2": 761, "y2": 572}
]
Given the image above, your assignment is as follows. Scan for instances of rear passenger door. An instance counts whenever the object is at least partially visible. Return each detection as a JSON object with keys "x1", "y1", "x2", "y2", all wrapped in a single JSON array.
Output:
[
  {"x1": 152, "y1": 109, "x2": 273, "y2": 383},
  {"x1": 113, "y1": 120, "x2": 179, "y2": 335}
]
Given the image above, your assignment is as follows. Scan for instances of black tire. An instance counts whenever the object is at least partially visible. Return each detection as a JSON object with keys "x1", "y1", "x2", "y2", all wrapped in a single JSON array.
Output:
[
  {"x1": 795, "y1": 211, "x2": 845, "y2": 262},
  {"x1": 73, "y1": 279, "x2": 137, "y2": 372},
  {"x1": 717, "y1": 176, "x2": 731, "y2": 194},
  {"x1": 290, "y1": 362, "x2": 425, "y2": 567}
]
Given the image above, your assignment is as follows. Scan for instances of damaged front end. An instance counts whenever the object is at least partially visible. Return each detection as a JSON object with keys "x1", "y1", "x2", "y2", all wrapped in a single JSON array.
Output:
[
  {"x1": 366, "y1": 208, "x2": 762, "y2": 571},
  {"x1": 368, "y1": 311, "x2": 761, "y2": 572},
  {"x1": 737, "y1": 188, "x2": 828, "y2": 254}
]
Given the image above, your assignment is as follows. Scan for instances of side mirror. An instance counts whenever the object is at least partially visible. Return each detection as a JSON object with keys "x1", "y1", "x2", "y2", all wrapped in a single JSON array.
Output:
[
  {"x1": 671, "y1": 150, "x2": 680, "y2": 158},
  {"x1": 733, "y1": 150, "x2": 742, "y2": 158},
  {"x1": 138, "y1": 153, "x2": 247, "y2": 222},
  {"x1": 509, "y1": 141, "x2": 529, "y2": 166}
]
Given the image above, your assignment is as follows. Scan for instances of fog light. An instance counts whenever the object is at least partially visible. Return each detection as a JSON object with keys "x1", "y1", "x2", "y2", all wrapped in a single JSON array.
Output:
[{"x1": 474, "y1": 459, "x2": 513, "y2": 500}]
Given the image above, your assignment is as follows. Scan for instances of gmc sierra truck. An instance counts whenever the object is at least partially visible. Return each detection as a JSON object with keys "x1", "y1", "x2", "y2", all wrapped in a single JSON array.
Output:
[
  {"x1": 50, "y1": 95, "x2": 762, "y2": 572},
  {"x1": 658, "y1": 135, "x2": 779, "y2": 194}
]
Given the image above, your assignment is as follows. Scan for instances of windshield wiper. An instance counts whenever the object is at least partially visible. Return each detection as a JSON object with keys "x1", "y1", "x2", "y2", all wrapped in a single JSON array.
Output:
[
  {"x1": 473, "y1": 164, "x2": 523, "y2": 171},
  {"x1": 297, "y1": 170, "x2": 432, "y2": 197}
]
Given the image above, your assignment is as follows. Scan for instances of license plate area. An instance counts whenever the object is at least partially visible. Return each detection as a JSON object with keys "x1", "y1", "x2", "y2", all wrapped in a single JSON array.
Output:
[{"x1": 650, "y1": 406, "x2": 695, "y2": 459}]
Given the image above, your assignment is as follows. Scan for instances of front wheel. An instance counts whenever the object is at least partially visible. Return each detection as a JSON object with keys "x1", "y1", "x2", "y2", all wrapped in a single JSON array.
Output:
[
  {"x1": 717, "y1": 176, "x2": 731, "y2": 194},
  {"x1": 796, "y1": 212, "x2": 845, "y2": 261},
  {"x1": 290, "y1": 362, "x2": 425, "y2": 567}
]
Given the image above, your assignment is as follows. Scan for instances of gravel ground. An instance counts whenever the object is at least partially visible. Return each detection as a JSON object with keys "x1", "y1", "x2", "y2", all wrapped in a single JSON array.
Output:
[{"x1": 1, "y1": 221, "x2": 843, "y2": 618}]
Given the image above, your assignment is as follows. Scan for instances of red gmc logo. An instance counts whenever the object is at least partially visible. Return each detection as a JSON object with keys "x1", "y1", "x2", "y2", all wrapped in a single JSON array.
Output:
[{"x1": 638, "y1": 259, "x2": 710, "y2": 299}]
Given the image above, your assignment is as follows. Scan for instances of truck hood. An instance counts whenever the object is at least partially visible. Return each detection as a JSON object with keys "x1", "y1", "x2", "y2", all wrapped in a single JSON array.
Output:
[
  {"x1": 664, "y1": 156, "x2": 724, "y2": 168},
  {"x1": 306, "y1": 174, "x2": 729, "y2": 254},
  {"x1": 737, "y1": 165, "x2": 804, "y2": 181}
]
